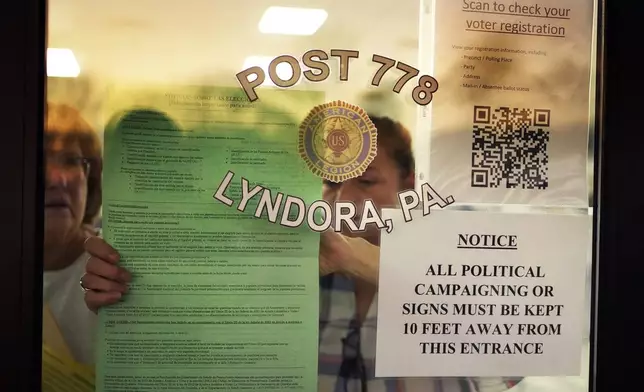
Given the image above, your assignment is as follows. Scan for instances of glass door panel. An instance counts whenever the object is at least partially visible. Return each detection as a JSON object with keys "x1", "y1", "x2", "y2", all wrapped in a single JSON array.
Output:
[{"x1": 44, "y1": 1, "x2": 599, "y2": 391}]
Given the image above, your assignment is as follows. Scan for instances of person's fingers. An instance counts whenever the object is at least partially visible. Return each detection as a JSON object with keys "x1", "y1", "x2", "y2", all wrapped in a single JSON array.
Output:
[
  {"x1": 84, "y1": 290, "x2": 122, "y2": 314},
  {"x1": 320, "y1": 227, "x2": 340, "y2": 241},
  {"x1": 81, "y1": 272, "x2": 128, "y2": 294},
  {"x1": 320, "y1": 229, "x2": 350, "y2": 249},
  {"x1": 86, "y1": 256, "x2": 131, "y2": 283},
  {"x1": 84, "y1": 236, "x2": 120, "y2": 264}
]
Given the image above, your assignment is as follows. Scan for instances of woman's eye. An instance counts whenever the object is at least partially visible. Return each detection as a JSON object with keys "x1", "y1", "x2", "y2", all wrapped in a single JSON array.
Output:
[
  {"x1": 63, "y1": 157, "x2": 81, "y2": 167},
  {"x1": 323, "y1": 180, "x2": 341, "y2": 188},
  {"x1": 359, "y1": 178, "x2": 376, "y2": 185}
]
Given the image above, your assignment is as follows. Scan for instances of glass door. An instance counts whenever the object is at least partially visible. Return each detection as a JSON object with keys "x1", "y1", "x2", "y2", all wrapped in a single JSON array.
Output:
[{"x1": 36, "y1": 0, "x2": 605, "y2": 391}]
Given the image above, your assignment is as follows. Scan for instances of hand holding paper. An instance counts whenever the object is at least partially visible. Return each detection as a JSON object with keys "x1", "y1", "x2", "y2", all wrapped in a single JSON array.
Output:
[{"x1": 82, "y1": 236, "x2": 130, "y2": 313}]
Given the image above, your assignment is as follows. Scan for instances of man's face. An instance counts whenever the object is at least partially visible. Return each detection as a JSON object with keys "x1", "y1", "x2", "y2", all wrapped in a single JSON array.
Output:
[
  {"x1": 323, "y1": 147, "x2": 410, "y2": 244},
  {"x1": 44, "y1": 138, "x2": 89, "y2": 249}
]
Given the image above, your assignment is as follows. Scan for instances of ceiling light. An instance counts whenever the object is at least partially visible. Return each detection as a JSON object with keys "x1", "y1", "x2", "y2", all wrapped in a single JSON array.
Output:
[
  {"x1": 47, "y1": 48, "x2": 80, "y2": 77},
  {"x1": 258, "y1": 7, "x2": 328, "y2": 36},
  {"x1": 242, "y1": 56, "x2": 302, "y2": 87}
]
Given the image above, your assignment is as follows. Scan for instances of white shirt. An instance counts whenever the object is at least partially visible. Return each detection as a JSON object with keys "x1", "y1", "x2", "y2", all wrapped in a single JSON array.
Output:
[{"x1": 43, "y1": 252, "x2": 97, "y2": 365}]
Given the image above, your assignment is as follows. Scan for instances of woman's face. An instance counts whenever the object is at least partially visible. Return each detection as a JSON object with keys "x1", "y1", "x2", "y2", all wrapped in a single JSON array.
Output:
[
  {"x1": 44, "y1": 138, "x2": 89, "y2": 247},
  {"x1": 323, "y1": 146, "x2": 411, "y2": 244}
]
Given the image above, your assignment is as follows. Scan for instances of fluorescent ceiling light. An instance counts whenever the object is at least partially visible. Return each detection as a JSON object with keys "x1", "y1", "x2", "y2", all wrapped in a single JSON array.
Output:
[
  {"x1": 258, "y1": 7, "x2": 328, "y2": 35},
  {"x1": 47, "y1": 48, "x2": 80, "y2": 77},
  {"x1": 242, "y1": 56, "x2": 302, "y2": 87}
]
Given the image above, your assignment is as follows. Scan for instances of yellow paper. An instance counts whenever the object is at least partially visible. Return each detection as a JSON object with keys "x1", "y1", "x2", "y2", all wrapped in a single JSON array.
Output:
[
  {"x1": 42, "y1": 304, "x2": 73, "y2": 359},
  {"x1": 42, "y1": 344, "x2": 95, "y2": 392}
]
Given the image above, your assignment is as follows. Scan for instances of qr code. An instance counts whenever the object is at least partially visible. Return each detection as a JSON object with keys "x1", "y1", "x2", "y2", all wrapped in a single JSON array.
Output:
[{"x1": 471, "y1": 106, "x2": 551, "y2": 189}]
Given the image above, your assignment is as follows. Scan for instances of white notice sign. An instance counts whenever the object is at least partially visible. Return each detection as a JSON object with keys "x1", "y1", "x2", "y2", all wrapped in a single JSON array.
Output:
[{"x1": 375, "y1": 209, "x2": 590, "y2": 377}]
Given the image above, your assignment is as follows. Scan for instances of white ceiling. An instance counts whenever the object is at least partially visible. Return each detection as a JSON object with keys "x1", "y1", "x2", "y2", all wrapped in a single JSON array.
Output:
[
  {"x1": 48, "y1": 0, "x2": 421, "y2": 83},
  {"x1": 47, "y1": 0, "x2": 423, "y2": 129}
]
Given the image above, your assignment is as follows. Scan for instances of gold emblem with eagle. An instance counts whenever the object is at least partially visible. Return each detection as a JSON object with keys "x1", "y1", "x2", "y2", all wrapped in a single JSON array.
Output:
[{"x1": 299, "y1": 101, "x2": 378, "y2": 183}]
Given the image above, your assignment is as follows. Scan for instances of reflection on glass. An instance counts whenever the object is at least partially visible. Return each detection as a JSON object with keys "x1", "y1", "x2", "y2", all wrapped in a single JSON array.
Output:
[
  {"x1": 42, "y1": 102, "x2": 101, "y2": 389},
  {"x1": 47, "y1": 48, "x2": 81, "y2": 78},
  {"x1": 45, "y1": 0, "x2": 598, "y2": 391}
]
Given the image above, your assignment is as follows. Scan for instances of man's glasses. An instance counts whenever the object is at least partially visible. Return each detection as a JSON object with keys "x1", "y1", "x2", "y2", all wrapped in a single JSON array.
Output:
[{"x1": 46, "y1": 154, "x2": 91, "y2": 176}]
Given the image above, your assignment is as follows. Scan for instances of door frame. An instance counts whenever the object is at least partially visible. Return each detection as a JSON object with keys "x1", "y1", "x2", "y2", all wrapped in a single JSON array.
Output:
[
  {"x1": 1, "y1": 0, "x2": 642, "y2": 390},
  {"x1": 0, "y1": 0, "x2": 46, "y2": 390},
  {"x1": 591, "y1": 0, "x2": 644, "y2": 390}
]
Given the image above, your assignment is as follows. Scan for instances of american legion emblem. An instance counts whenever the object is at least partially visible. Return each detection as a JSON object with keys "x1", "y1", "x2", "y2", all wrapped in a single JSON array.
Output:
[{"x1": 299, "y1": 101, "x2": 378, "y2": 183}]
